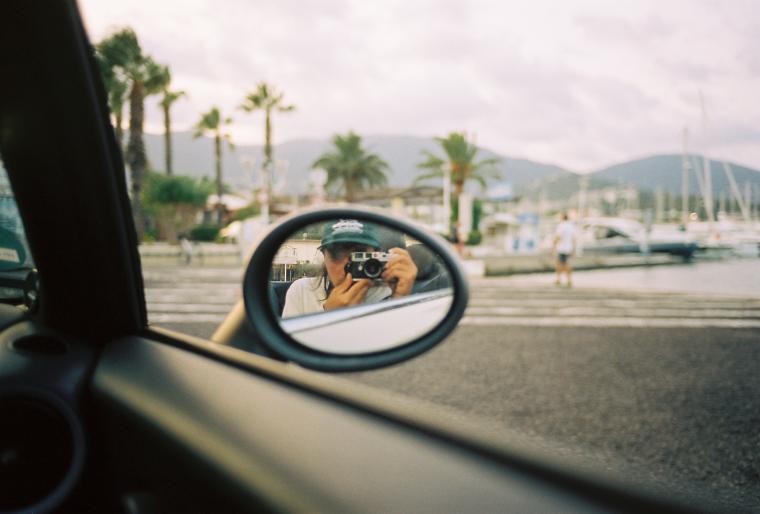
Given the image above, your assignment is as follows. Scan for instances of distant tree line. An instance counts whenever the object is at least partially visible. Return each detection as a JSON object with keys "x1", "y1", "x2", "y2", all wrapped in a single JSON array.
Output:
[{"x1": 95, "y1": 27, "x2": 501, "y2": 241}]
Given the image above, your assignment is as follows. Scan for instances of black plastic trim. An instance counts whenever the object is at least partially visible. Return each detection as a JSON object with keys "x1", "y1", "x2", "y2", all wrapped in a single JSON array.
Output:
[
  {"x1": 0, "y1": 0, "x2": 147, "y2": 341},
  {"x1": 0, "y1": 387, "x2": 86, "y2": 514}
]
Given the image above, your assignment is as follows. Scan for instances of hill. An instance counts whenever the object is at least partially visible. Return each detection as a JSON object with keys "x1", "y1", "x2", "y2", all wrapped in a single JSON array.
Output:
[
  {"x1": 591, "y1": 154, "x2": 760, "y2": 197},
  {"x1": 143, "y1": 132, "x2": 575, "y2": 195}
]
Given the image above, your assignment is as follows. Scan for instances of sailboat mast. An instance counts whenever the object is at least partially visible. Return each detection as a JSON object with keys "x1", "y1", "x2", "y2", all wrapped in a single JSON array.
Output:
[
  {"x1": 681, "y1": 127, "x2": 690, "y2": 225},
  {"x1": 700, "y1": 91, "x2": 714, "y2": 225},
  {"x1": 722, "y1": 161, "x2": 751, "y2": 222}
]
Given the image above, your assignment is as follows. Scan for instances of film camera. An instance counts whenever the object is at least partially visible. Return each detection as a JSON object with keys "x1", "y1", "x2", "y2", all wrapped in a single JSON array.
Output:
[{"x1": 345, "y1": 252, "x2": 390, "y2": 280}]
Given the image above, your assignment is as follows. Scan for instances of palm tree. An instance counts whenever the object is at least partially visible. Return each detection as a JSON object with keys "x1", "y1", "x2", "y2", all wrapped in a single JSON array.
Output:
[
  {"x1": 157, "y1": 69, "x2": 187, "y2": 175},
  {"x1": 239, "y1": 83, "x2": 295, "y2": 200},
  {"x1": 416, "y1": 132, "x2": 500, "y2": 226},
  {"x1": 96, "y1": 27, "x2": 168, "y2": 239},
  {"x1": 312, "y1": 132, "x2": 389, "y2": 202},
  {"x1": 95, "y1": 31, "x2": 138, "y2": 149},
  {"x1": 95, "y1": 59, "x2": 129, "y2": 148},
  {"x1": 194, "y1": 107, "x2": 233, "y2": 225}
]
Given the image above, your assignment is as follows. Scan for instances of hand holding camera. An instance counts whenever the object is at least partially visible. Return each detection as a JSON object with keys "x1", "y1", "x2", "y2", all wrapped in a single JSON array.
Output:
[
  {"x1": 381, "y1": 248, "x2": 418, "y2": 298},
  {"x1": 323, "y1": 273, "x2": 372, "y2": 311},
  {"x1": 326, "y1": 248, "x2": 417, "y2": 312}
]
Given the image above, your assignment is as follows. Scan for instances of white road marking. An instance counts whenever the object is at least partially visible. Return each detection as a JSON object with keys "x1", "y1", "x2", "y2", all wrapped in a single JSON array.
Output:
[
  {"x1": 460, "y1": 316, "x2": 760, "y2": 328},
  {"x1": 467, "y1": 299, "x2": 760, "y2": 310},
  {"x1": 466, "y1": 307, "x2": 760, "y2": 318},
  {"x1": 142, "y1": 267, "x2": 760, "y2": 328},
  {"x1": 146, "y1": 303, "x2": 235, "y2": 313},
  {"x1": 145, "y1": 293, "x2": 240, "y2": 303},
  {"x1": 148, "y1": 313, "x2": 228, "y2": 323}
]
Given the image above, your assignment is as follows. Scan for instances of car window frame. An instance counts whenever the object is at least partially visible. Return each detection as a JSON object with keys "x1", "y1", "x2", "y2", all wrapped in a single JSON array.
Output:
[
  {"x1": 0, "y1": 2, "x2": 709, "y2": 512},
  {"x1": 0, "y1": 1, "x2": 146, "y2": 340}
]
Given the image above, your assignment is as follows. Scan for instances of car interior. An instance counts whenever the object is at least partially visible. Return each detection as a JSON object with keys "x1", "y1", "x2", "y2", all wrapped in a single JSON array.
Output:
[{"x1": 0, "y1": 1, "x2": 707, "y2": 512}]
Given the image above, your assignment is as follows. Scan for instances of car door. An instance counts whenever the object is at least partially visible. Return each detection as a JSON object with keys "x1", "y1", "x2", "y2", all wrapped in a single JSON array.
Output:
[{"x1": 0, "y1": 2, "x2": 701, "y2": 513}]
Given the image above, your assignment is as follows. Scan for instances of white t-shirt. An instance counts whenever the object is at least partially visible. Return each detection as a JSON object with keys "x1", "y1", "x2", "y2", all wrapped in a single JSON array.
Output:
[
  {"x1": 555, "y1": 221, "x2": 577, "y2": 254},
  {"x1": 281, "y1": 276, "x2": 392, "y2": 318}
]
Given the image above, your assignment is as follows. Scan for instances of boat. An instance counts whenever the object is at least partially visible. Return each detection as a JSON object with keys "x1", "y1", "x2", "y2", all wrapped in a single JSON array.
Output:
[
  {"x1": 686, "y1": 219, "x2": 760, "y2": 257},
  {"x1": 578, "y1": 217, "x2": 698, "y2": 258}
]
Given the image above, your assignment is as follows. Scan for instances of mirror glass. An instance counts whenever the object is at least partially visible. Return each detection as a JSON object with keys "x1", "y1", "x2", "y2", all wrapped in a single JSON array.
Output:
[{"x1": 268, "y1": 218, "x2": 454, "y2": 354}]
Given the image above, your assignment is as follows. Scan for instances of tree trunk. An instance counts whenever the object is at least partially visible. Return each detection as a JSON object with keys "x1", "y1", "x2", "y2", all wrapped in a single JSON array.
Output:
[
  {"x1": 453, "y1": 181, "x2": 465, "y2": 253},
  {"x1": 163, "y1": 103, "x2": 173, "y2": 175},
  {"x1": 345, "y1": 178, "x2": 356, "y2": 203},
  {"x1": 115, "y1": 108, "x2": 124, "y2": 150},
  {"x1": 215, "y1": 133, "x2": 223, "y2": 226},
  {"x1": 453, "y1": 181, "x2": 464, "y2": 223},
  {"x1": 264, "y1": 108, "x2": 272, "y2": 163},
  {"x1": 126, "y1": 81, "x2": 146, "y2": 241},
  {"x1": 264, "y1": 108, "x2": 272, "y2": 204}
]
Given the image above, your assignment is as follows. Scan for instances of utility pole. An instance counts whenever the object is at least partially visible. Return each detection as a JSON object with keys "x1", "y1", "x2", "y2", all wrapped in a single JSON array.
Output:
[
  {"x1": 578, "y1": 175, "x2": 589, "y2": 220},
  {"x1": 655, "y1": 187, "x2": 664, "y2": 223}
]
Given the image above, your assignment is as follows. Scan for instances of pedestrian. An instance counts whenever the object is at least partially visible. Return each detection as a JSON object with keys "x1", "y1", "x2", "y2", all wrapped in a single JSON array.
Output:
[
  {"x1": 179, "y1": 233, "x2": 193, "y2": 265},
  {"x1": 553, "y1": 213, "x2": 577, "y2": 287},
  {"x1": 450, "y1": 221, "x2": 465, "y2": 256}
]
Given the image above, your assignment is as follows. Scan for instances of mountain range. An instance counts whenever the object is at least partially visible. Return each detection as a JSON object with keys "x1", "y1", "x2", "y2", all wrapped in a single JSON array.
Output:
[{"x1": 141, "y1": 132, "x2": 760, "y2": 200}]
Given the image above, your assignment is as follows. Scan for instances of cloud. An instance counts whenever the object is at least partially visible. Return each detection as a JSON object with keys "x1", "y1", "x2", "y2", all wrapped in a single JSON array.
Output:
[{"x1": 81, "y1": 0, "x2": 760, "y2": 171}]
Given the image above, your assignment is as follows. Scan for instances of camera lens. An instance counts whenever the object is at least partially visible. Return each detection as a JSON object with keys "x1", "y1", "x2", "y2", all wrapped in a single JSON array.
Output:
[{"x1": 363, "y1": 259, "x2": 383, "y2": 278}]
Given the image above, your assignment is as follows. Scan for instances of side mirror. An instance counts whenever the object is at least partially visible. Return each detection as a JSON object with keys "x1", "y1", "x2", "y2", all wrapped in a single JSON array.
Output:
[{"x1": 218, "y1": 206, "x2": 468, "y2": 372}]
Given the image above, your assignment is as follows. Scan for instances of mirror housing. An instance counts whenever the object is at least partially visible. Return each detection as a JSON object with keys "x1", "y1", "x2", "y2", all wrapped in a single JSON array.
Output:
[{"x1": 225, "y1": 206, "x2": 468, "y2": 372}]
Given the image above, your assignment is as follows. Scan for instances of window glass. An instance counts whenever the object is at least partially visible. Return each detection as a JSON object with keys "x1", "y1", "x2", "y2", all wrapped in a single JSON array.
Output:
[
  {"x1": 79, "y1": 2, "x2": 760, "y2": 509},
  {"x1": 0, "y1": 158, "x2": 34, "y2": 302}
]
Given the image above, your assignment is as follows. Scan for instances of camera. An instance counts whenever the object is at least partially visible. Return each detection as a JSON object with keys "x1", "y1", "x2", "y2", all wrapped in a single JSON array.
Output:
[{"x1": 345, "y1": 252, "x2": 390, "y2": 280}]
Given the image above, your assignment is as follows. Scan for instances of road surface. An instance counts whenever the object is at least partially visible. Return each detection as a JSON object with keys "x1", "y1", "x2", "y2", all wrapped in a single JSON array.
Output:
[{"x1": 144, "y1": 263, "x2": 760, "y2": 510}]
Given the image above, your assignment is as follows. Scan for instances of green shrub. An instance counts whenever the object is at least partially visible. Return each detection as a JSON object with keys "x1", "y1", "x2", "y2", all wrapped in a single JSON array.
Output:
[
  {"x1": 466, "y1": 230, "x2": 482, "y2": 245},
  {"x1": 232, "y1": 203, "x2": 260, "y2": 221},
  {"x1": 143, "y1": 172, "x2": 213, "y2": 207},
  {"x1": 472, "y1": 198, "x2": 483, "y2": 230},
  {"x1": 142, "y1": 172, "x2": 214, "y2": 242},
  {"x1": 142, "y1": 228, "x2": 157, "y2": 243},
  {"x1": 190, "y1": 224, "x2": 220, "y2": 242},
  {"x1": 450, "y1": 196, "x2": 483, "y2": 232}
]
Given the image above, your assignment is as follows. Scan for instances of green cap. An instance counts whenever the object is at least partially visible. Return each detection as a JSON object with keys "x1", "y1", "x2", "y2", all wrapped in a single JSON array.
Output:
[{"x1": 319, "y1": 219, "x2": 380, "y2": 250}]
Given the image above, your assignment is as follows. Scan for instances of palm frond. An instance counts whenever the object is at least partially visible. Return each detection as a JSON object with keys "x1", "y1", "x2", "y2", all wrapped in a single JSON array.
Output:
[{"x1": 413, "y1": 169, "x2": 444, "y2": 184}]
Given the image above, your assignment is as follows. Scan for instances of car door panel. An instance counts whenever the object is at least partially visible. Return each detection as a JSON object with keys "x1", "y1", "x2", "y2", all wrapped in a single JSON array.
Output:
[{"x1": 93, "y1": 335, "x2": 608, "y2": 513}]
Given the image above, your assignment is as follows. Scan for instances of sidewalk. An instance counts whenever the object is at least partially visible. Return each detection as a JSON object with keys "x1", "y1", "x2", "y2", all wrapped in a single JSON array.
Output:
[
  {"x1": 470, "y1": 253, "x2": 682, "y2": 277},
  {"x1": 139, "y1": 242, "x2": 242, "y2": 266}
]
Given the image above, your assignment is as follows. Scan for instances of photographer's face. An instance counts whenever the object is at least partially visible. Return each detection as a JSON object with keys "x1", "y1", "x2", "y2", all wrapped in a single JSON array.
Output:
[{"x1": 323, "y1": 243, "x2": 373, "y2": 286}]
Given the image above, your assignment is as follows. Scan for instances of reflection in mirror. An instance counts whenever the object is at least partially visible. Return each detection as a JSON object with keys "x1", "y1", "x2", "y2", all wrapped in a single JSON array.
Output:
[{"x1": 269, "y1": 219, "x2": 454, "y2": 354}]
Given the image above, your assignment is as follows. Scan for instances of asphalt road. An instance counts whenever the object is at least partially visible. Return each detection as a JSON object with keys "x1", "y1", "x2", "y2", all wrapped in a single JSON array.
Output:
[
  {"x1": 146, "y1": 264, "x2": 760, "y2": 511},
  {"x1": 346, "y1": 325, "x2": 760, "y2": 511}
]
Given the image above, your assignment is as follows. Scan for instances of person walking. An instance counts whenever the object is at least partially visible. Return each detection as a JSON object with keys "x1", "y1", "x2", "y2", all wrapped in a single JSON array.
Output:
[
  {"x1": 553, "y1": 213, "x2": 577, "y2": 287},
  {"x1": 179, "y1": 233, "x2": 193, "y2": 265}
]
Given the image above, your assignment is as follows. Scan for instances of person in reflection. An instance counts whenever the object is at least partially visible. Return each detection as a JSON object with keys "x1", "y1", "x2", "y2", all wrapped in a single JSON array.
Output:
[
  {"x1": 553, "y1": 212, "x2": 577, "y2": 287},
  {"x1": 281, "y1": 219, "x2": 418, "y2": 318}
]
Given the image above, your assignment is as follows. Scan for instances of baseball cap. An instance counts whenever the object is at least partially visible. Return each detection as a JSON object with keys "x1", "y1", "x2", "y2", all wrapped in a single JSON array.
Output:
[{"x1": 318, "y1": 219, "x2": 380, "y2": 250}]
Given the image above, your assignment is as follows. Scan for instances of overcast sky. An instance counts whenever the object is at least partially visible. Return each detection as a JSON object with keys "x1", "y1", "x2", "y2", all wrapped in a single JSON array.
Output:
[{"x1": 79, "y1": 0, "x2": 760, "y2": 172}]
